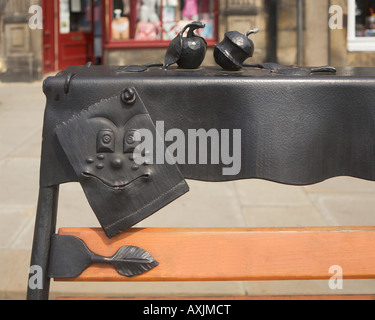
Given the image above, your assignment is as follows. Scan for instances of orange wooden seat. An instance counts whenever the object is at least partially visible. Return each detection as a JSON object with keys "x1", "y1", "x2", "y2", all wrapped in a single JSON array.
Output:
[{"x1": 54, "y1": 227, "x2": 375, "y2": 300}]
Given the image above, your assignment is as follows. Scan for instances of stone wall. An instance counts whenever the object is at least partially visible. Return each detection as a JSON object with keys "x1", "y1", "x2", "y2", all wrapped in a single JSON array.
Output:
[
  {"x1": 0, "y1": 0, "x2": 43, "y2": 81},
  {"x1": 273, "y1": 0, "x2": 375, "y2": 67},
  {"x1": 304, "y1": 0, "x2": 330, "y2": 66},
  {"x1": 276, "y1": 0, "x2": 330, "y2": 66},
  {"x1": 223, "y1": 0, "x2": 268, "y2": 64},
  {"x1": 276, "y1": 0, "x2": 298, "y2": 65}
]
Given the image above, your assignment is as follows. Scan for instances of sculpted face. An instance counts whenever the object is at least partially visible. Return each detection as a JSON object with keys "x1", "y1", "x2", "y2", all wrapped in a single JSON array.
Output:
[
  {"x1": 55, "y1": 88, "x2": 189, "y2": 238},
  {"x1": 56, "y1": 90, "x2": 155, "y2": 191},
  {"x1": 79, "y1": 115, "x2": 151, "y2": 190}
]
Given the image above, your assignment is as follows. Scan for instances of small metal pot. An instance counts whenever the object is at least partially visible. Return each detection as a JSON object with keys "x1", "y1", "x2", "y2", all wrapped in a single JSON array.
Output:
[
  {"x1": 165, "y1": 22, "x2": 207, "y2": 69},
  {"x1": 214, "y1": 28, "x2": 259, "y2": 71}
]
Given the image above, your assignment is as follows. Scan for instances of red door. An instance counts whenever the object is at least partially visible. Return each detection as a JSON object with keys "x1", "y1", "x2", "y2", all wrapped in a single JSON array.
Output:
[
  {"x1": 58, "y1": 0, "x2": 94, "y2": 70},
  {"x1": 42, "y1": 0, "x2": 57, "y2": 73}
]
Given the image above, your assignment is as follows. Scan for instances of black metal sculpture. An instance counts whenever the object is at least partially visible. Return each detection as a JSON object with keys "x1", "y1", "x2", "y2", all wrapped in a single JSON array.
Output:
[
  {"x1": 165, "y1": 21, "x2": 207, "y2": 69},
  {"x1": 214, "y1": 28, "x2": 259, "y2": 71},
  {"x1": 27, "y1": 24, "x2": 375, "y2": 300},
  {"x1": 55, "y1": 87, "x2": 189, "y2": 238}
]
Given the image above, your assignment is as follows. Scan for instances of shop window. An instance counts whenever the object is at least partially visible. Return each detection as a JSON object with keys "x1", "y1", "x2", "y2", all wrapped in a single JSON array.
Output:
[
  {"x1": 348, "y1": 0, "x2": 375, "y2": 51},
  {"x1": 60, "y1": 0, "x2": 92, "y2": 34},
  {"x1": 106, "y1": 0, "x2": 218, "y2": 47}
]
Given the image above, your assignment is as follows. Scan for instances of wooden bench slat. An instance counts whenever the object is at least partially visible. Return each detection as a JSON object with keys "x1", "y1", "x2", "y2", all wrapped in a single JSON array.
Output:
[
  {"x1": 56, "y1": 295, "x2": 375, "y2": 300},
  {"x1": 57, "y1": 227, "x2": 375, "y2": 282}
]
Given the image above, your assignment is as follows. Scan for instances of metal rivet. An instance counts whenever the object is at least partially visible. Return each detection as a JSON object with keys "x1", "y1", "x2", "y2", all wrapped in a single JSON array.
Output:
[
  {"x1": 96, "y1": 164, "x2": 104, "y2": 169},
  {"x1": 97, "y1": 155, "x2": 105, "y2": 160},
  {"x1": 121, "y1": 88, "x2": 136, "y2": 105},
  {"x1": 86, "y1": 158, "x2": 94, "y2": 164}
]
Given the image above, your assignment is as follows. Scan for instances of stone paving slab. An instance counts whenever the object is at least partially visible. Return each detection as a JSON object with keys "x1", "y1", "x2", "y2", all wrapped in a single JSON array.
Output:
[
  {"x1": 242, "y1": 206, "x2": 328, "y2": 228},
  {"x1": 234, "y1": 179, "x2": 313, "y2": 207},
  {"x1": 308, "y1": 193, "x2": 375, "y2": 226}
]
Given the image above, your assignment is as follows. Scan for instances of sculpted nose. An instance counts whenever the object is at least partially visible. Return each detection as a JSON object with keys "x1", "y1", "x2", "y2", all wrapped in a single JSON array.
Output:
[{"x1": 111, "y1": 158, "x2": 123, "y2": 170}]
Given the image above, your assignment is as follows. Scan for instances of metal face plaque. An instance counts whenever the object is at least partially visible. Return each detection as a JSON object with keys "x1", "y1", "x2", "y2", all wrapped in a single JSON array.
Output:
[{"x1": 55, "y1": 88, "x2": 189, "y2": 238}]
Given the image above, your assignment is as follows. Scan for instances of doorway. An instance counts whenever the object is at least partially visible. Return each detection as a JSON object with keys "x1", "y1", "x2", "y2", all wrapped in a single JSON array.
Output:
[{"x1": 43, "y1": 0, "x2": 102, "y2": 73}]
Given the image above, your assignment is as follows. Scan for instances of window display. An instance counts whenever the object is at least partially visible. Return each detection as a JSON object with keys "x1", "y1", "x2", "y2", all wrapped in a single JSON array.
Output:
[
  {"x1": 60, "y1": 0, "x2": 92, "y2": 34},
  {"x1": 109, "y1": 0, "x2": 217, "y2": 44},
  {"x1": 348, "y1": 0, "x2": 375, "y2": 51},
  {"x1": 112, "y1": 8, "x2": 130, "y2": 39},
  {"x1": 355, "y1": 0, "x2": 375, "y2": 37}
]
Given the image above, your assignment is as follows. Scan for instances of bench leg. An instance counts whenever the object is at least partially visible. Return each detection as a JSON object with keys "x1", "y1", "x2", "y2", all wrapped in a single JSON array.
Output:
[{"x1": 27, "y1": 186, "x2": 59, "y2": 300}]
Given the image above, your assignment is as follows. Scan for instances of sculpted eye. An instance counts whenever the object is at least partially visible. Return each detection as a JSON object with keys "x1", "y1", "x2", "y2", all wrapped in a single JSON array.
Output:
[
  {"x1": 124, "y1": 129, "x2": 138, "y2": 153},
  {"x1": 102, "y1": 134, "x2": 112, "y2": 144},
  {"x1": 97, "y1": 129, "x2": 115, "y2": 153}
]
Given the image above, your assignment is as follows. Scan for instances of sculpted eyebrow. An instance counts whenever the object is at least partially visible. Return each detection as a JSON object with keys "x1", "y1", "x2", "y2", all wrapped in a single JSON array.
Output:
[{"x1": 89, "y1": 116, "x2": 117, "y2": 127}]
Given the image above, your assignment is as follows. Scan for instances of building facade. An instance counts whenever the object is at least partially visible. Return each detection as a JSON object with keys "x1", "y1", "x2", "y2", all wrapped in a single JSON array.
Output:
[
  {"x1": 0, "y1": 0, "x2": 43, "y2": 81},
  {"x1": 0, "y1": 0, "x2": 374, "y2": 81}
]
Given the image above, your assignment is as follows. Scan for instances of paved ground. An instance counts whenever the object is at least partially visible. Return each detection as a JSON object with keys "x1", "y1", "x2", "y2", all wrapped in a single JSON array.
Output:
[{"x1": 1, "y1": 78, "x2": 375, "y2": 300}]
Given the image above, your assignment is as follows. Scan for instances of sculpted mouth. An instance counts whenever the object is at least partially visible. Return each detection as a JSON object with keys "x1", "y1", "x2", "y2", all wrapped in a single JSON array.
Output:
[{"x1": 82, "y1": 172, "x2": 150, "y2": 190}]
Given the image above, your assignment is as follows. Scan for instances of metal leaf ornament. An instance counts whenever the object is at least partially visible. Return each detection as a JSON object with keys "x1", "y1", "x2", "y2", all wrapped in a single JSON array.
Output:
[
  {"x1": 110, "y1": 245, "x2": 159, "y2": 277},
  {"x1": 48, "y1": 235, "x2": 159, "y2": 278},
  {"x1": 165, "y1": 21, "x2": 207, "y2": 69}
]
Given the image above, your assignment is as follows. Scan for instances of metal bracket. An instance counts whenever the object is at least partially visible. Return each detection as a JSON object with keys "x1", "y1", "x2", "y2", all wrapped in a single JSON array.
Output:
[{"x1": 48, "y1": 234, "x2": 159, "y2": 279}]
